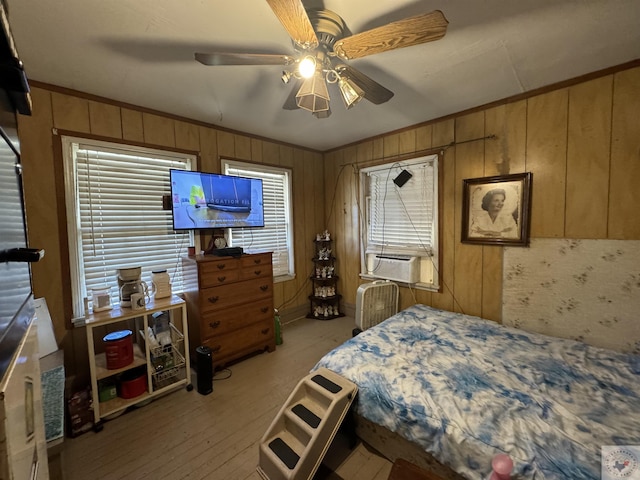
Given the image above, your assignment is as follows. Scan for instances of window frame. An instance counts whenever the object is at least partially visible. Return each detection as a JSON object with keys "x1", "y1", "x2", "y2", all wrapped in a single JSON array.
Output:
[
  {"x1": 359, "y1": 154, "x2": 440, "y2": 290},
  {"x1": 221, "y1": 158, "x2": 295, "y2": 282},
  {"x1": 61, "y1": 135, "x2": 196, "y2": 320}
]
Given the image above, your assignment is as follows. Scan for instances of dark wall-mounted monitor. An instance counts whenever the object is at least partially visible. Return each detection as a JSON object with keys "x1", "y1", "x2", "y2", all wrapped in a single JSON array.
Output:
[{"x1": 170, "y1": 169, "x2": 264, "y2": 230}]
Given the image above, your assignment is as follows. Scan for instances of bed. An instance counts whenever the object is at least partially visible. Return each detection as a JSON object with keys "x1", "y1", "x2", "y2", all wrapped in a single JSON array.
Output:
[{"x1": 313, "y1": 304, "x2": 640, "y2": 480}]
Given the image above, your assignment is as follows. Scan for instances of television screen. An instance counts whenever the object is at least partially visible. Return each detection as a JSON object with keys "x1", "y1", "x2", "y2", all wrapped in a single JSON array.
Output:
[{"x1": 170, "y1": 170, "x2": 264, "y2": 230}]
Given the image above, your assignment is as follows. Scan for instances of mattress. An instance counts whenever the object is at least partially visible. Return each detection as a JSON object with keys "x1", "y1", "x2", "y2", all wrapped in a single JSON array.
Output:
[{"x1": 314, "y1": 304, "x2": 640, "y2": 479}]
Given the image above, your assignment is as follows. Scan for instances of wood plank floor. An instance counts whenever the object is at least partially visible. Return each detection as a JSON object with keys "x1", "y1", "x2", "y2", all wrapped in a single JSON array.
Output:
[{"x1": 55, "y1": 315, "x2": 393, "y2": 480}]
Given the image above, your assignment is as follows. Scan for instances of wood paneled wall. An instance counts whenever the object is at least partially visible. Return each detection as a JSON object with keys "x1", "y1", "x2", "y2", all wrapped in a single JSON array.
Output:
[
  {"x1": 14, "y1": 65, "x2": 640, "y2": 373},
  {"x1": 17, "y1": 88, "x2": 325, "y2": 370},
  {"x1": 324, "y1": 66, "x2": 640, "y2": 320}
]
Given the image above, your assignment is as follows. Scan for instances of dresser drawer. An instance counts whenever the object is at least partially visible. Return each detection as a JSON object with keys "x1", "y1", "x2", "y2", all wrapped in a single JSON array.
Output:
[
  {"x1": 241, "y1": 262, "x2": 273, "y2": 281},
  {"x1": 199, "y1": 276, "x2": 273, "y2": 313},
  {"x1": 198, "y1": 258, "x2": 240, "y2": 288},
  {"x1": 241, "y1": 252, "x2": 272, "y2": 268},
  {"x1": 200, "y1": 298, "x2": 273, "y2": 338},
  {"x1": 203, "y1": 320, "x2": 273, "y2": 364}
]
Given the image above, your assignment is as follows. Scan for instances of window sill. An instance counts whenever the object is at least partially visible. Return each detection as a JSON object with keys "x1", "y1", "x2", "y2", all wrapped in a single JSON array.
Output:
[{"x1": 274, "y1": 274, "x2": 296, "y2": 284}]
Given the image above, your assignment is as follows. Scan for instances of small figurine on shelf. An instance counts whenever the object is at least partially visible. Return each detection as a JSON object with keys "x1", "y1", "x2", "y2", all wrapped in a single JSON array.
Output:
[
  {"x1": 316, "y1": 230, "x2": 331, "y2": 241},
  {"x1": 318, "y1": 247, "x2": 331, "y2": 260},
  {"x1": 326, "y1": 266, "x2": 334, "y2": 278}
]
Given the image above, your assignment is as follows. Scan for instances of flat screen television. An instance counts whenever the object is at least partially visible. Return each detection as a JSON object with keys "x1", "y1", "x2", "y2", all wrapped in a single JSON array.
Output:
[{"x1": 170, "y1": 169, "x2": 264, "y2": 230}]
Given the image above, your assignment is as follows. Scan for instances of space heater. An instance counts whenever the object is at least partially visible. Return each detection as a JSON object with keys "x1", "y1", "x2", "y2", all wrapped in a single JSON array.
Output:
[{"x1": 355, "y1": 280, "x2": 399, "y2": 331}]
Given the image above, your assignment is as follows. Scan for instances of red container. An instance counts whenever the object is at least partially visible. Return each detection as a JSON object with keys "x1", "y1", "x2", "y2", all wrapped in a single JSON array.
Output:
[
  {"x1": 103, "y1": 330, "x2": 133, "y2": 370},
  {"x1": 118, "y1": 367, "x2": 147, "y2": 399}
]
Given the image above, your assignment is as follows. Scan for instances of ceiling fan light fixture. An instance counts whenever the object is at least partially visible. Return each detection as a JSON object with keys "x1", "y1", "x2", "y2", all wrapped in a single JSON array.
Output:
[
  {"x1": 281, "y1": 70, "x2": 292, "y2": 84},
  {"x1": 338, "y1": 76, "x2": 364, "y2": 109},
  {"x1": 313, "y1": 108, "x2": 332, "y2": 119},
  {"x1": 296, "y1": 72, "x2": 330, "y2": 113},
  {"x1": 298, "y1": 55, "x2": 317, "y2": 79}
]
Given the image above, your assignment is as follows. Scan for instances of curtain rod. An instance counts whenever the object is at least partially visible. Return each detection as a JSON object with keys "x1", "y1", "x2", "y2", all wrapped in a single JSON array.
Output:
[{"x1": 343, "y1": 134, "x2": 497, "y2": 170}]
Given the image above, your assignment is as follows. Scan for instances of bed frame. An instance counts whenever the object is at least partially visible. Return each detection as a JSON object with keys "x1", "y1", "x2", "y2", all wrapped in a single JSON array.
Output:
[{"x1": 355, "y1": 415, "x2": 466, "y2": 479}]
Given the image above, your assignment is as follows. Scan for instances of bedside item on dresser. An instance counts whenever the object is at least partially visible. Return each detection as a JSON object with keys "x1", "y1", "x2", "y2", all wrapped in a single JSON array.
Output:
[
  {"x1": 91, "y1": 285, "x2": 113, "y2": 312},
  {"x1": 117, "y1": 366, "x2": 147, "y2": 399},
  {"x1": 152, "y1": 269, "x2": 172, "y2": 299},
  {"x1": 182, "y1": 252, "x2": 275, "y2": 370},
  {"x1": 130, "y1": 293, "x2": 146, "y2": 311},
  {"x1": 210, "y1": 246, "x2": 243, "y2": 257},
  {"x1": 103, "y1": 330, "x2": 134, "y2": 370},
  {"x1": 116, "y1": 266, "x2": 148, "y2": 307}
]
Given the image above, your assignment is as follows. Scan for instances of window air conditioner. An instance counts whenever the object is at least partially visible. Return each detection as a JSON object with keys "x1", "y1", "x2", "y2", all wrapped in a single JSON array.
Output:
[{"x1": 366, "y1": 254, "x2": 420, "y2": 284}]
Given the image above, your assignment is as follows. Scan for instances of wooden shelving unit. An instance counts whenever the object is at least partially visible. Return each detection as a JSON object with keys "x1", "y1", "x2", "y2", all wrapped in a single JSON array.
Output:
[
  {"x1": 307, "y1": 236, "x2": 343, "y2": 320},
  {"x1": 83, "y1": 295, "x2": 192, "y2": 428}
]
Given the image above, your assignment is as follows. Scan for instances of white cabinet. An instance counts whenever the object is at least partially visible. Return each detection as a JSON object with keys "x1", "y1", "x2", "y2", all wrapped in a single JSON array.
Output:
[
  {"x1": 84, "y1": 295, "x2": 192, "y2": 426},
  {"x1": 0, "y1": 310, "x2": 49, "y2": 480}
]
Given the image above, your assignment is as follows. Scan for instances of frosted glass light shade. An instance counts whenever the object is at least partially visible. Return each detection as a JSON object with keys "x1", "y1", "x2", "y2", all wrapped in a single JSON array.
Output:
[{"x1": 296, "y1": 73, "x2": 330, "y2": 113}]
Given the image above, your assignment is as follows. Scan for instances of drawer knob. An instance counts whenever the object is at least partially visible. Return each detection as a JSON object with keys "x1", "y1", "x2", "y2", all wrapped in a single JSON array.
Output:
[
  {"x1": 254, "y1": 259, "x2": 262, "y2": 264},
  {"x1": 260, "y1": 285, "x2": 269, "y2": 292},
  {"x1": 261, "y1": 307, "x2": 268, "y2": 313},
  {"x1": 217, "y1": 264, "x2": 226, "y2": 270},
  {"x1": 209, "y1": 320, "x2": 221, "y2": 329},
  {"x1": 261, "y1": 328, "x2": 270, "y2": 335},
  {"x1": 253, "y1": 270, "x2": 262, "y2": 276},
  {"x1": 211, "y1": 345, "x2": 221, "y2": 354},
  {"x1": 208, "y1": 296, "x2": 219, "y2": 303},
  {"x1": 218, "y1": 276, "x2": 226, "y2": 282}
]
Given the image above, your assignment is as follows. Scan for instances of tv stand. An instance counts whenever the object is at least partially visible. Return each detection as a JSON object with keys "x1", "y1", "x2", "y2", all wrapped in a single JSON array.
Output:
[{"x1": 210, "y1": 247, "x2": 243, "y2": 257}]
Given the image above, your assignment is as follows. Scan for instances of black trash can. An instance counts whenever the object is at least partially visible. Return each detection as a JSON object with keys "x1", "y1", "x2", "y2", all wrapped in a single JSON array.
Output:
[{"x1": 196, "y1": 345, "x2": 213, "y2": 395}]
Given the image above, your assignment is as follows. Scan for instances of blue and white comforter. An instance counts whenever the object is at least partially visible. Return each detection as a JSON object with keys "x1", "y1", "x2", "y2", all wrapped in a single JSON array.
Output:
[{"x1": 314, "y1": 304, "x2": 640, "y2": 479}]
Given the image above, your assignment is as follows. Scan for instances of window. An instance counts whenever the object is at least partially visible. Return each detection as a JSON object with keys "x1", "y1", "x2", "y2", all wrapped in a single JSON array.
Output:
[
  {"x1": 222, "y1": 159, "x2": 294, "y2": 280},
  {"x1": 360, "y1": 154, "x2": 439, "y2": 289},
  {"x1": 61, "y1": 136, "x2": 195, "y2": 319}
]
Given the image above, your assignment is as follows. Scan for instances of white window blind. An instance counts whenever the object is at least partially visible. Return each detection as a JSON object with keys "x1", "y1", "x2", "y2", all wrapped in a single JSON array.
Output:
[
  {"x1": 360, "y1": 154, "x2": 439, "y2": 289},
  {"x1": 63, "y1": 137, "x2": 193, "y2": 317},
  {"x1": 223, "y1": 160, "x2": 293, "y2": 278},
  {"x1": 366, "y1": 155, "x2": 437, "y2": 255}
]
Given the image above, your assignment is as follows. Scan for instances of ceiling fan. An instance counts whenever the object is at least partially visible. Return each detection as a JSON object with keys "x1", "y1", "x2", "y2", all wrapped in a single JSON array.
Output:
[{"x1": 195, "y1": 0, "x2": 448, "y2": 118}]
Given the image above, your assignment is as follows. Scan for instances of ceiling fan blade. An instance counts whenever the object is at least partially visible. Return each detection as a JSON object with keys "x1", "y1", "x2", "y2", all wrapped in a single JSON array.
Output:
[
  {"x1": 266, "y1": 0, "x2": 318, "y2": 49},
  {"x1": 283, "y1": 79, "x2": 302, "y2": 110},
  {"x1": 195, "y1": 52, "x2": 293, "y2": 66},
  {"x1": 335, "y1": 64, "x2": 394, "y2": 105},
  {"x1": 333, "y1": 10, "x2": 448, "y2": 60}
]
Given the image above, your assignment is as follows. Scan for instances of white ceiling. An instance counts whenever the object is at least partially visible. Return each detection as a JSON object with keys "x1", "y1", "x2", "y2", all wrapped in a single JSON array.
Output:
[{"x1": 6, "y1": 0, "x2": 640, "y2": 151}]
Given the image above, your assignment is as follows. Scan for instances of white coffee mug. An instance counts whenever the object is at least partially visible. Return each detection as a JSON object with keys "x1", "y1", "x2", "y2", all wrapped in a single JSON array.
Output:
[{"x1": 131, "y1": 293, "x2": 145, "y2": 311}]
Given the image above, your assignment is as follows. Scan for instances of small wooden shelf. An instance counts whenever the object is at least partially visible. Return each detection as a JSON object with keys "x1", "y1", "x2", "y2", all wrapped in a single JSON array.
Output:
[
  {"x1": 308, "y1": 236, "x2": 342, "y2": 320},
  {"x1": 308, "y1": 295, "x2": 341, "y2": 302},
  {"x1": 309, "y1": 275, "x2": 339, "y2": 282},
  {"x1": 83, "y1": 295, "x2": 192, "y2": 426}
]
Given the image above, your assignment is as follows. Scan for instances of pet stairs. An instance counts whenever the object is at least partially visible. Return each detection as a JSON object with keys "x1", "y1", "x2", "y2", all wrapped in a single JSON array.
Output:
[{"x1": 257, "y1": 367, "x2": 358, "y2": 480}]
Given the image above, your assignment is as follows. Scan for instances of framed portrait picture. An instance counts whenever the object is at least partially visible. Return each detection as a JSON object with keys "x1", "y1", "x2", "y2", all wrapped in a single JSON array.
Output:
[{"x1": 461, "y1": 172, "x2": 532, "y2": 246}]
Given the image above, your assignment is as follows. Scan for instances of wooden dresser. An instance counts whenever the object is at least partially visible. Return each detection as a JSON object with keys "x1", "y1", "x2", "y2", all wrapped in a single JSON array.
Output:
[{"x1": 182, "y1": 252, "x2": 276, "y2": 369}]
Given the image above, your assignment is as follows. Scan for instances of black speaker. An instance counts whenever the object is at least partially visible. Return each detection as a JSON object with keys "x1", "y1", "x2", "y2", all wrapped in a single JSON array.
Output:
[
  {"x1": 393, "y1": 169, "x2": 412, "y2": 188},
  {"x1": 196, "y1": 345, "x2": 213, "y2": 395}
]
